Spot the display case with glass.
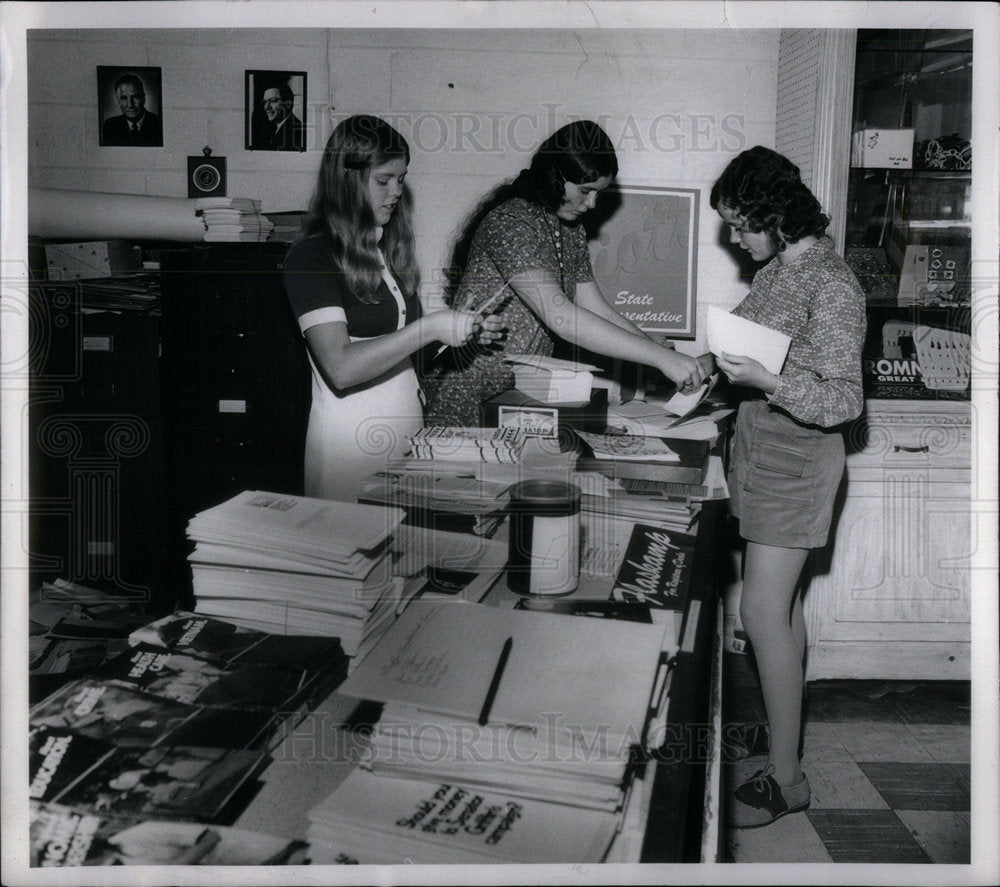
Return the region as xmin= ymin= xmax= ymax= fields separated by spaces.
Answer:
xmin=845 ymin=28 xmax=972 ymax=400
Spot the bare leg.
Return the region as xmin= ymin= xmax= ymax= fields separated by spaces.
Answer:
xmin=790 ymin=589 xmax=806 ymax=660
xmin=739 ymin=541 xmax=809 ymax=786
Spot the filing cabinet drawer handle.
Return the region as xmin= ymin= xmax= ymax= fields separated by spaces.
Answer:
xmin=894 ymin=444 xmax=930 ymax=453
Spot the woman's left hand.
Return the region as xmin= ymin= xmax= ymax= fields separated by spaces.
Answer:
xmin=475 ymin=313 xmax=506 ymax=347
xmin=716 ymin=352 xmax=779 ymax=394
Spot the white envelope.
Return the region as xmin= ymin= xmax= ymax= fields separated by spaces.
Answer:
xmin=706 ymin=306 xmax=791 ymax=375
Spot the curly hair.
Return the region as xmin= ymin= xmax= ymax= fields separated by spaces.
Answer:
xmin=299 ymin=114 xmax=419 ymax=304
xmin=710 ymin=146 xmax=829 ymax=249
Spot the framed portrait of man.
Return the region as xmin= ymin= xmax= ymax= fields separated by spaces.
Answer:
xmin=245 ymin=70 xmax=307 ymax=152
xmin=98 ymin=66 xmax=163 ymax=147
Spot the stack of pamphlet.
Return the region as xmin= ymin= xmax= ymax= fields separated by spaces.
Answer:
xmin=27 ymin=722 xmax=307 ymax=866
xmin=263 ymin=209 xmax=305 ymax=242
xmin=574 ymin=470 xmax=700 ymax=533
xmin=306 ymin=768 xmax=621 ymax=864
xmin=31 ymin=674 xmax=278 ymax=753
xmin=184 ymin=490 xmax=406 ymax=664
xmin=358 ymin=464 xmax=511 ymax=537
xmin=407 ymin=426 xmax=528 ymax=463
xmin=575 ymin=431 xmax=711 ymax=486
xmin=389 ymin=524 xmax=509 ymax=606
xmin=195 ymin=197 xmax=274 ymax=242
xmin=306 ymin=601 xmax=672 ymax=863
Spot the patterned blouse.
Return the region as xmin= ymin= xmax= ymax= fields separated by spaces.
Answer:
xmin=733 ymin=239 xmax=866 ymax=428
xmin=422 ymin=198 xmax=594 ymax=426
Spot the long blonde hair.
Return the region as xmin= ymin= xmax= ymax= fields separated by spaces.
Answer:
xmin=300 ymin=114 xmax=419 ymax=304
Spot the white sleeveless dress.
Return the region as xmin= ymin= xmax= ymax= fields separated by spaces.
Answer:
xmin=300 ymin=252 xmax=423 ymax=502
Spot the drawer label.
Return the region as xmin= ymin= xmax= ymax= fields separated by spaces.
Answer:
xmin=218 ymin=399 xmax=247 ymax=413
xmin=82 ymin=336 xmax=113 ymax=352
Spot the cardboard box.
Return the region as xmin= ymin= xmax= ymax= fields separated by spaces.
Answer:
xmin=851 ymin=128 xmax=915 ymax=169
xmin=481 ymin=387 xmax=608 ymax=435
xmin=45 ymin=240 xmax=142 ymax=281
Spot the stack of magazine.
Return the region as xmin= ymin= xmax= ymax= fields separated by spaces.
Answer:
xmin=306 ymin=601 xmax=672 ymax=863
xmin=29 ymin=804 xmax=308 ymax=866
xmin=185 ymin=490 xmax=406 ymax=665
xmin=28 ymin=610 xmax=349 ymax=865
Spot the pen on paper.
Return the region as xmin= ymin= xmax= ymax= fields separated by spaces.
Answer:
xmin=478 ymin=636 xmax=513 ymax=726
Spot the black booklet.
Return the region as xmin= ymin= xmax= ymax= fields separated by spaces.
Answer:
xmin=128 ymin=610 xmax=345 ymax=672
xmin=30 ymin=678 xmax=279 ymax=751
xmin=97 ymin=643 xmax=316 ymax=712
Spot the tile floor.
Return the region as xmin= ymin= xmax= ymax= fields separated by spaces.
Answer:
xmin=721 ymin=651 xmax=971 ymax=864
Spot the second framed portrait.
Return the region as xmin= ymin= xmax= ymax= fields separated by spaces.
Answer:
xmin=245 ymin=70 xmax=307 ymax=152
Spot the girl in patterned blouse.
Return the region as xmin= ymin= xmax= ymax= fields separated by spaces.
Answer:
xmin=696 ymin=147 xmax=866 ymax=829
xmin=422 ymin=120 xmax=706 ymax=427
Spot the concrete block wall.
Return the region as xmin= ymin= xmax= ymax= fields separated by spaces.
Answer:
xmin=28 ymin=27 xmax=781 ymax=352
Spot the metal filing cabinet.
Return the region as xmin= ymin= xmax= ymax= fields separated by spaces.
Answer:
xmin=28 ymin=282 xmax=165 ymax=608
xmin=158 ymin=243 xmax=311 ymax=609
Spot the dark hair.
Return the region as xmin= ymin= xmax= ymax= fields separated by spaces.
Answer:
xmin=300 ymin=114 xmax=418 ymax=304
xmin=270 ymin=82 xmax=294 ymax=103
xmin=710 ymin=146 xmax=829 ymax=248
xmin=443 ymin=120 xmax=618 ymax=299
xmin=514 ymin=120 xmax=619 ymax=211
xmin=113 ymin=73 xmax=145 ymax=97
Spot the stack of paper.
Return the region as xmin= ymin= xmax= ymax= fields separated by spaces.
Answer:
xmin=340 ymin=602 xmax=668 ymax=801
xmin=263 ymin=210 xmax=305 ymax=243
xmin=307 ymin=768 xmax=620 ymax=864
xmin=196 ymin=197 xmax=274 ymax=242
xmin=307 ymin=601 xmax=671 ymax=862
xmin=608 ymin=400 xmax=734 ymax=442
xmin=74 ymin=274 xmax=161 ymax=312
xmin=185 ymin=491 xmax=406 ymax=664
xmin=503 ymin=354 xmax=601 ymax=404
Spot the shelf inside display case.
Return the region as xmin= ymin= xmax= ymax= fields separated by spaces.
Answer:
xmin=845 ymin=29 xmax=972 ymax=313
xmin=847 ymin=29 xmax=973 ymax=400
